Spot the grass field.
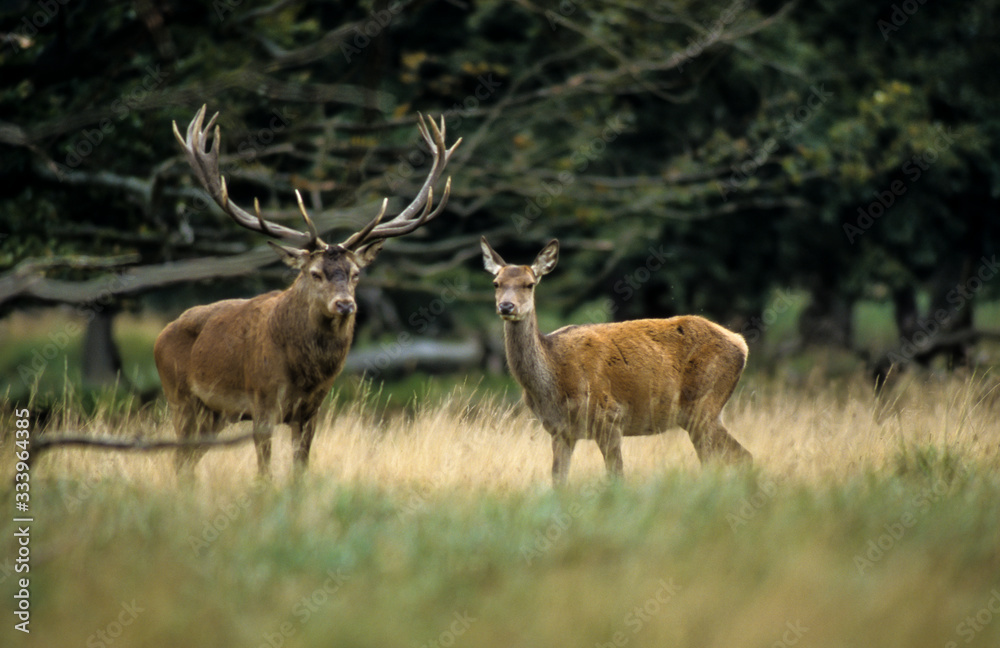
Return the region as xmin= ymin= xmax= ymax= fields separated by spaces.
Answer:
xmin=3 ymin=372 xmax=1000 ymax=648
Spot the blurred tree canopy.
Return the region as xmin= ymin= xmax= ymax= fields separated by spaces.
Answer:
xmin=1 ymin=0 xmax=997 ymax=366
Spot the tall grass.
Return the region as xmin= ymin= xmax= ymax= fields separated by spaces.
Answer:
xmin=3 ymin=374 xmax=1000 ymax=648
xmin=28 ymin=371 xmax=995 ymax=488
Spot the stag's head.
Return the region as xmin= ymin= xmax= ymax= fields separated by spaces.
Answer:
xmin=173 ymin=106 xmax=460 ymax=321
xmin=481 ymin=238 xmax=559 ymax=322
xmin=272 ymin=242 xmax=381 ymax=318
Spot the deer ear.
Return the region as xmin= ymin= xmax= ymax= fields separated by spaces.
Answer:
xmin=354 ymin=240 xmax=384 ymax=268
xmin=531 ymin=239 xmax=559 ymax=277
xmin=481 ymin=236 xmax=506 ymax=276
xmin=268 ymin=240 xmax=310 ymax=269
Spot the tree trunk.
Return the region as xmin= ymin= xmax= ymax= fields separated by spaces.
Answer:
xmin=81 ymin=310 xmax=127 ymax=388
xmin=799 ymin=287 xmax=853 ymax=348
xmin=889 ymin=260 xmax=975 ymax=370
xmin=891 ymin=286 xmax=919 ymax=343
xmin=926 ymin=257 xmax=974 ymax=369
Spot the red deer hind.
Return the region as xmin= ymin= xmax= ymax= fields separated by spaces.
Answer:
xmin=481 ymin=237 xmax=752 ymax=485
xmin=155 ymin=106 xmax=460 ymax=476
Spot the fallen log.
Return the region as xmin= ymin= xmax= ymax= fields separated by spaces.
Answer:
xmin=344 ymin=337 xmax=485 ymax=377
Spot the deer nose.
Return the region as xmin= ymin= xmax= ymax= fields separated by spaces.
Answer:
xmin=333 ymin=299 xmax=356 ymax=315
xmin=497 ymin=301 xmax=516 ymax=317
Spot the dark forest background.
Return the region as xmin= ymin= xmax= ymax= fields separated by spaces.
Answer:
xmin=1 ymin=0 xmax=998 ymax=400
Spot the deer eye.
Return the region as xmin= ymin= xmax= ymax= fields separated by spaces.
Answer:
xmin=350 ymin=272 xmax=360 ymax=282
xmin=492 ymin=281 xmax=499 ymax=288
xmin=310 ymin=270 xmax=323 ymax=281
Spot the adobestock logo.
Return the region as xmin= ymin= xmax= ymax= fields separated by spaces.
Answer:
xmin=61 ymin=65 xmax=171 ymax=171
xmin=6 ymin=0 xmax=70 ymax=53
xmin=843 ymin=124 xmax=957 ymax=244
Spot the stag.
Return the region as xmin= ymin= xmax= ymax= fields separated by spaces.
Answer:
xmin=155 ymin=106 xmax=460 ymax=476
xmin=481 ymin=238 xmax=752 ymax=485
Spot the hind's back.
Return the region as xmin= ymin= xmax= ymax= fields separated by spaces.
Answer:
xmin=541 ymin=315 xmax=747 ymax=434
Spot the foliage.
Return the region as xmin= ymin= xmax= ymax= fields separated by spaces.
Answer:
xmin=0 ymin=0 xmax=998 ymax=346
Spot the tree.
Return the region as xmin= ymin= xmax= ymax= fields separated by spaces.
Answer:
xmin=2 ymin=0 xmax=997 ymax=393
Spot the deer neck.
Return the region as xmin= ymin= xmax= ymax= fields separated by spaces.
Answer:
xmin=503 ymin=309 xmax=557 ymax=402
xmin=270 ymin=287 xmax=354 ymax=389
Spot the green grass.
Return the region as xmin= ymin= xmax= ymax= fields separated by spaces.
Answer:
xmin=4 ymin=367 xmax=1000 ymax=648
xmin=6 ymin=460 xmax=999 ymax=648
xmin=329 ymin=371 xmax=521 ymax=417
xmin=854 ymin=299 xmax=900 ymax=351
xmin=0 ymin=311 xmax=163 ymax=412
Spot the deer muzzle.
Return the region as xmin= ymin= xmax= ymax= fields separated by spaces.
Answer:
xmin=331 ymin=299 xmax=356 ymax=315
xmin=497 ymin=301 xmax=519 ymax=320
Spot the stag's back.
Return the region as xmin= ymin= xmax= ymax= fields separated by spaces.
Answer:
xmin=154 ymin=293 xmax=284 ymax=411
xmin=540 ymin=315 xmax=747 ymax=435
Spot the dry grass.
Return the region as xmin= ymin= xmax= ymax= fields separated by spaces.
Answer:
xmin=27 ymin=371 xmax=1000 ymax=492
xmin=6 ymin=373 xmax=1000 ymax=648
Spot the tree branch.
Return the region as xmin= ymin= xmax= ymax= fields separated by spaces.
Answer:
xmin=27 ymin=429 xmax=261 ymax=472
xmin=0 ymin=247 xmax=276 ymax=306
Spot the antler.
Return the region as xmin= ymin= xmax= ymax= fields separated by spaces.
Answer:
xmin=341 ymin=113 xmax=461 ymax=253
xmin=174 ymin=106 xmax=461 ymax=254
xmin=173 ymin=105 xmax=323 ymax=250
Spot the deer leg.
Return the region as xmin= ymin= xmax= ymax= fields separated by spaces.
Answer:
xmin=173 ymin=402 xmax=216 ymax=478
xmin=597 ymin=429 xmax=624 ymax=478
xmin=686 ymin=417 xmax=752 ymax=466
xmin=291 ymin=416 xmax=318 ymax=470
xmin=252 ymin=419 xmax=273 ymax=478
xmin=551 ymin=434 xmax=577 ymax=486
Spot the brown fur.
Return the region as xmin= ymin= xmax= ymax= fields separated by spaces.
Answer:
xmin=155 ymin=244 xmax=376 ymax=476
xmin=482 ymin=237 xmax=751 ymax=484
xmin=158 ymin=108 xmax=459 ymax=478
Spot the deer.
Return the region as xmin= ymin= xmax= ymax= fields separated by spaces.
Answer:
xmin=154 ymin=106 xmax=460 ymax=477
xmin=480 ymin=237 xmax=752 ymax=485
